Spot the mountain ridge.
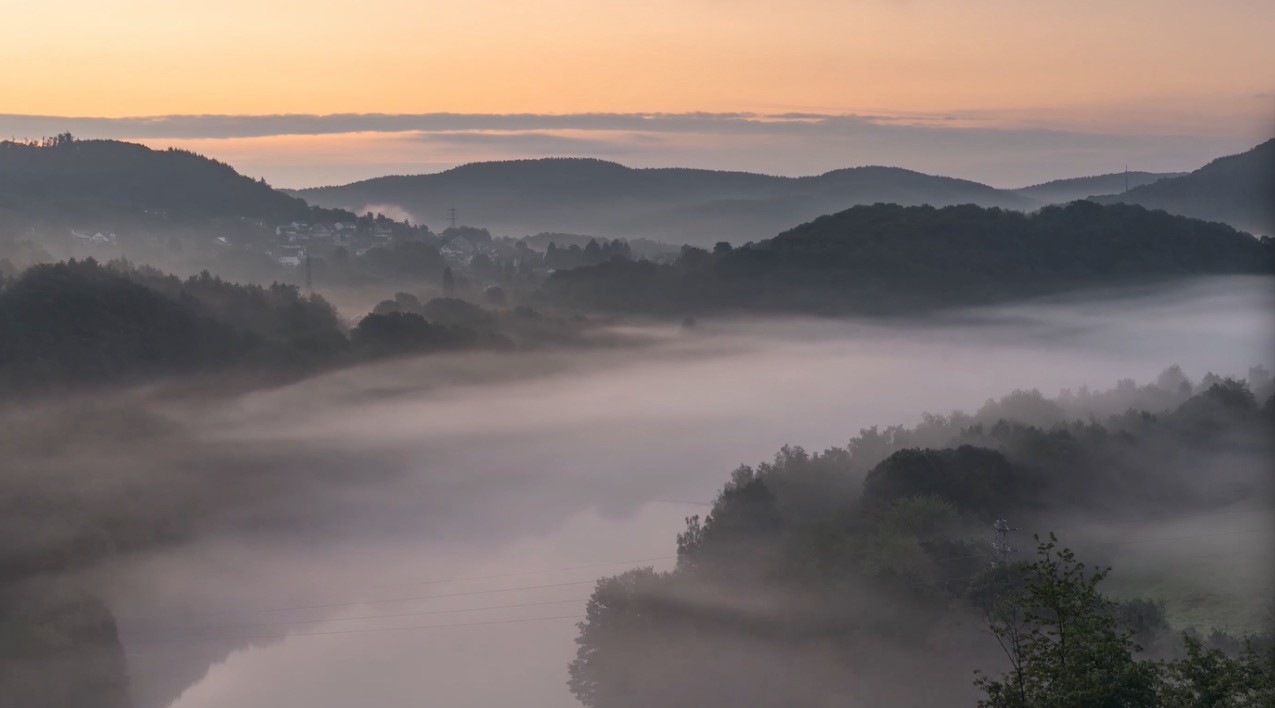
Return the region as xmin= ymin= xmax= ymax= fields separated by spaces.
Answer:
xmin=1089 ymin=138 xmax=1275 ymax=236
xmin=0 ymin=137 xmax=350 ymax=223
xmin=292 ymin=158 xmax=1040 ymax=246
xmin=1013 ymin=170 xmax=1184 ymax=204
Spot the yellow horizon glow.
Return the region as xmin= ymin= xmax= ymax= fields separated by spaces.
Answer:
xmin=2 ymin=0 xmax=1272 ymax=124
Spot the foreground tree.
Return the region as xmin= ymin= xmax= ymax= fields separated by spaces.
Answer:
xmin=975 ymin=535 xmax=1161 ymax=707
xmin=1159 ymin=632 xmax=1275 ymax=707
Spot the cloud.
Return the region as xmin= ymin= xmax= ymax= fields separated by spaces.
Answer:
xmin=0 ymin=112 xmax=788 ymax=141
xmin=0 ymin=110 xmax=1205 ymax=143
xmin=409 ymin=130 xmax=642 ymax=155
xmin=2 ymin=112 xmax=1263 ymax=188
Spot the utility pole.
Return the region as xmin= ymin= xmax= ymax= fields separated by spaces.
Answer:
xmin=448 ymin=205 xmax=457 ymax=230
xmin=992 ymin=518 xmax=1018 ymax=566
xmin=1124 ymin=165 xmax=1129 ymax=194
xmin=304 ymin=252 xmax=313 ymax=296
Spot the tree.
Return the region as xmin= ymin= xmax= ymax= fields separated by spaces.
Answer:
xmin=568 ymin=568 xmax=666 ymax=708
xmin=974 ymin=534 xmax=1161 ymax=707
xmin=482 ymin=285 xmax=506 ymax=306
xmin=1159 ymin=633 xmax=1275 ymax=707
xmin=470 ymin=252 xmax=496 ymax=279
xmin=442 ymin=265 xmax=455 ymax=294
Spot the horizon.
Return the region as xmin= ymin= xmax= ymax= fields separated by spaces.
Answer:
xmin=3 ymin=114 xmax=1269 ymax=190
xmin=3 ymin=0 xmax=1271 ymax=189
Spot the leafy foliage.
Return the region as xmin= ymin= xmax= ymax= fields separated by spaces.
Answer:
xmin=975 ymin=536 xmax=1162 ymax=707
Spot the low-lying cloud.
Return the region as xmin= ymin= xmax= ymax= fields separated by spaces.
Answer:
xmin=1 ymin=112 xmax=1262 ymax=188
xmin=3 ymin=277 xmax=1272 ymax=708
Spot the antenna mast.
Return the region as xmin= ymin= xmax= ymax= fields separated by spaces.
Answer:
xmin=992 ymin=518 xmax=1018 ymax=567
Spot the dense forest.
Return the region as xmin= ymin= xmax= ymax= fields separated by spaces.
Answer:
xmin=541 ymin=201 xmax=1274 ymax=315
xmin=0 ymin=258 xmax=585 ymax=391
xmin=569 ymin=372 xmax=1275 ymax=707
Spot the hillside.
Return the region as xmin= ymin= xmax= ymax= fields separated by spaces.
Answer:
xmin=1092 ymin=138 xmax=1275 ymax=236
xmin=293 ymin=158 xmax=1040 ymax=247
xmin=1013 ymin=170 xmax=1182 ymax=204
xmin=567 ymin=376 xmax=1275 ymax=707
xmin=540 ymin=201 xmax=1273 ymax=314
xmin=0 ymin=136 xmax=349 ymax=226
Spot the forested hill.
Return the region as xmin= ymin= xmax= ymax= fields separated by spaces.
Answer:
xmin=0 ymin=135 xmax=351 ymax=224
xmin=1012 ymin=170 xmax=1182 ymax=204
xmin=568 ymin=374 xmax=1275 ymax=707
xmin=0 ymin=259 xmax=519 ymax=391
xmin=292 ymin=158 xmax=1038 ymax=247
xmin=1092 ymin=138 xmax=1275 ymax=236
xmin=540 ymin=201 xmax=1273 ymax=315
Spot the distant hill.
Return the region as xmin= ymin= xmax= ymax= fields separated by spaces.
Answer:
xmin=292 ymin=158 xmax=1040 ymax=247
xmin=541 ymin=201 xmax=1273 ymax=315
xmin=1013 ymin=171 xmax=1183 ymax=204
xmin=0 ymin=136 xmax=349 ymax=226
xmin=1091 ymin=139 xmax=1275 ymax=236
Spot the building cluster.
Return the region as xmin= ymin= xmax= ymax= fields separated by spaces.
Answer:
xmin=269 ymin=220 xmax=398 ymax=265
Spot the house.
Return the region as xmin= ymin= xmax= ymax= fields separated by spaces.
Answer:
xmin=441 ymin=237 xmax=475 ymax=257
xmin=70 ymin=229 xmax=117 ymax=244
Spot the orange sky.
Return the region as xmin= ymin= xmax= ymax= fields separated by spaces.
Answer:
xmin=3 ymin=0 xmax=1272 ymax=187
xmin=4 ymin=0 xmax=1272 ymax=125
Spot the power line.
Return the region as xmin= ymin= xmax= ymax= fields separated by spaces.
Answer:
xmin=380 ymin=554 xmax=678 ymax=590
xmin=157 ymin=597 xmax=594 ymax=634
xmin=221 ymin=579 xmax=599 ymax=615
xmin=115 ymin=507 xmax=1271 ymax=627
xmin=126 ymin=613 xmax=586 ymax=653
xmin=129 ymin=547 xmax=1269 ymax=651
xmin=123 ymin=540 xmax=1271 ymax=649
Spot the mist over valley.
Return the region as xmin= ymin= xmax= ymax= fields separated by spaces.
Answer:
xmin=4 ymin=6 xmax=1275 ymax=704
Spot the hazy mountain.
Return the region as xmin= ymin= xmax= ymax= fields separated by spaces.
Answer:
xmin=1012 ymin=171 xmax=1183 ymax=204
xmin=0 ymin=137 xmax=348 ymax=226
xmin=1091 ymin=139 xmax=1275 ymax=236
xmin=292 ymin=158 xmax=1040 ymax=247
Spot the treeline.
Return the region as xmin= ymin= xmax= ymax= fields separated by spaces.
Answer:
xmin=0 ymin=259 xmax=560 ymax=391
xmin=569 ymin=373 xmax=1275 ymax=707
xmin=541 ymin=201 xmax=1274 ymax=315
xmin=544 ymin=238 xmax=633 ymax=270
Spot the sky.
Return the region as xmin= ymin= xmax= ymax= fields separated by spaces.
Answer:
xmin=2 ymin=0 xmax=1273 ymax=186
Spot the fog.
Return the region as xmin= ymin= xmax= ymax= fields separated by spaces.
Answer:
xmin=5 ymin=276 xmax=1272 ymax=708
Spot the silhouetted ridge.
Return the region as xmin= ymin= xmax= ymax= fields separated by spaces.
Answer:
xmin=1013 ymin=171 xmax=1183 ymax=203
xmin=294 ymin=157 xmax=1037 ymax=246
xmin=541 ymin=201 xmax=1272 ymax=314
xmin=1092 ymin=138 xmax=1275 ymax=235
xmin=0 ymin=137 xmax=349 ymax=223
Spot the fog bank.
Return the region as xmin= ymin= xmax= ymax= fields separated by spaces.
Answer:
xmin=5 ymin=276 xmax=1270 ymax=708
